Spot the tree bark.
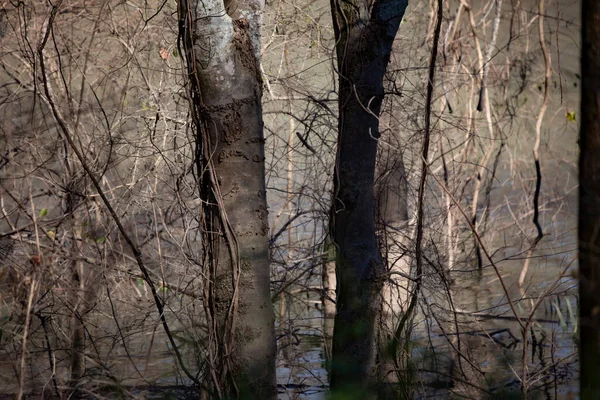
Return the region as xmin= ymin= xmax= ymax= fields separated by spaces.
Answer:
xmin=374 ymin=151 xmax=410 ymax=395
xmin=580 ymin=1 xmax=600 ymax=397
xmin=329 ymin=0 xmax=408 ymax=395
xmin=184 ymin=0 xmax=276 ymax=397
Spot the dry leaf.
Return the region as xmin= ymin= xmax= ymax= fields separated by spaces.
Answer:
xmin=159 ymin=48 xmax=169 ymax=60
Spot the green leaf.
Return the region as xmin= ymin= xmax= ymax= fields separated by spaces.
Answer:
xmin=554 ymin=300 xmax=567 ymax=330
xmin=566 ymin=297 xmax=577 ymax=333
xmin=39 ymin=208 xmax=48 ymax=218
xmin=95 ymin=236 xmax=106 ymax=244
xmin=172 ymin=48 xmax=179 ymax=57
xmin=137 ymin=278 xmax=144 ymax=287
xmin=566 ymin=111 xmax=576 ymax=122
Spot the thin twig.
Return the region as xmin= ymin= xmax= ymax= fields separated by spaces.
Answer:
xmin=17 ymin=277 xmax=37 ymax=400
xmin=36 ymin=1 xmax=208 ymax=393
xmin=426 ymin=163 xmax=526 ymax=333
xmin=518 ymin=0 xmax=548 ymax=291
xmin=392 ymin=0 xmax=443 ymax=357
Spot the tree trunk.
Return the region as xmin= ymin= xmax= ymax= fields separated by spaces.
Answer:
xmin=322 ymin=240 xmax=336 ymax=374
xmin=374 ymin=151 xmax=410 ymax=395
xmin=580 ymin=1 xmax=600 ymax=397
xmin=184 ymin=1 xmax=276 ymax=397
xmin=329 ymin=0 xmax=408 ymax=395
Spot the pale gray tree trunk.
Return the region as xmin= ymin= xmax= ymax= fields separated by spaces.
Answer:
xmin=374 ymin=152 xmax=410 ymax=395
xmin=329 ymin=0 xmax=409 ymax=395
xmin=184 ymin=0 xmax=276 ymax=397
xmin=322 ymin=241 xmax=336 ymax=373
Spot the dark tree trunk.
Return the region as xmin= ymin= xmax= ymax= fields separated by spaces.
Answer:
xmin=580 ymin=1 xmax=600 ymax=397
xmin=329 ymin=0 xmax=408 ymax=394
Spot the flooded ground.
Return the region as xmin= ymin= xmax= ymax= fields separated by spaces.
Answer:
xmin=267 ymin=0 xmax=579 ymax=398
xmin=0 ymin=0 xmax=579 ymax=398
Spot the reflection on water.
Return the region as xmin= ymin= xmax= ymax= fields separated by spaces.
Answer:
xmin=277 ymin=295 xmax=329 ymax=399
xmin=274 ymin=224 xmax=577 ymax=398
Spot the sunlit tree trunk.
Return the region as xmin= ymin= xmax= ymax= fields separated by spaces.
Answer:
xmin=322 ymin=239 xmax=337 ymax=374
xmin=184 ymin=0 xmax=276 ymax=397
xmin=329 ymin=0 xmax=408 ymax=395
xmin=375 ymin=152 xmax=410 ymax=395
xmin=580 ymin=0 xmax=600 ymax=397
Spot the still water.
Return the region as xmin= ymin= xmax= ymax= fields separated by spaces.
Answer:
xmin=268 ymin=0 xmax=579 ymax=398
